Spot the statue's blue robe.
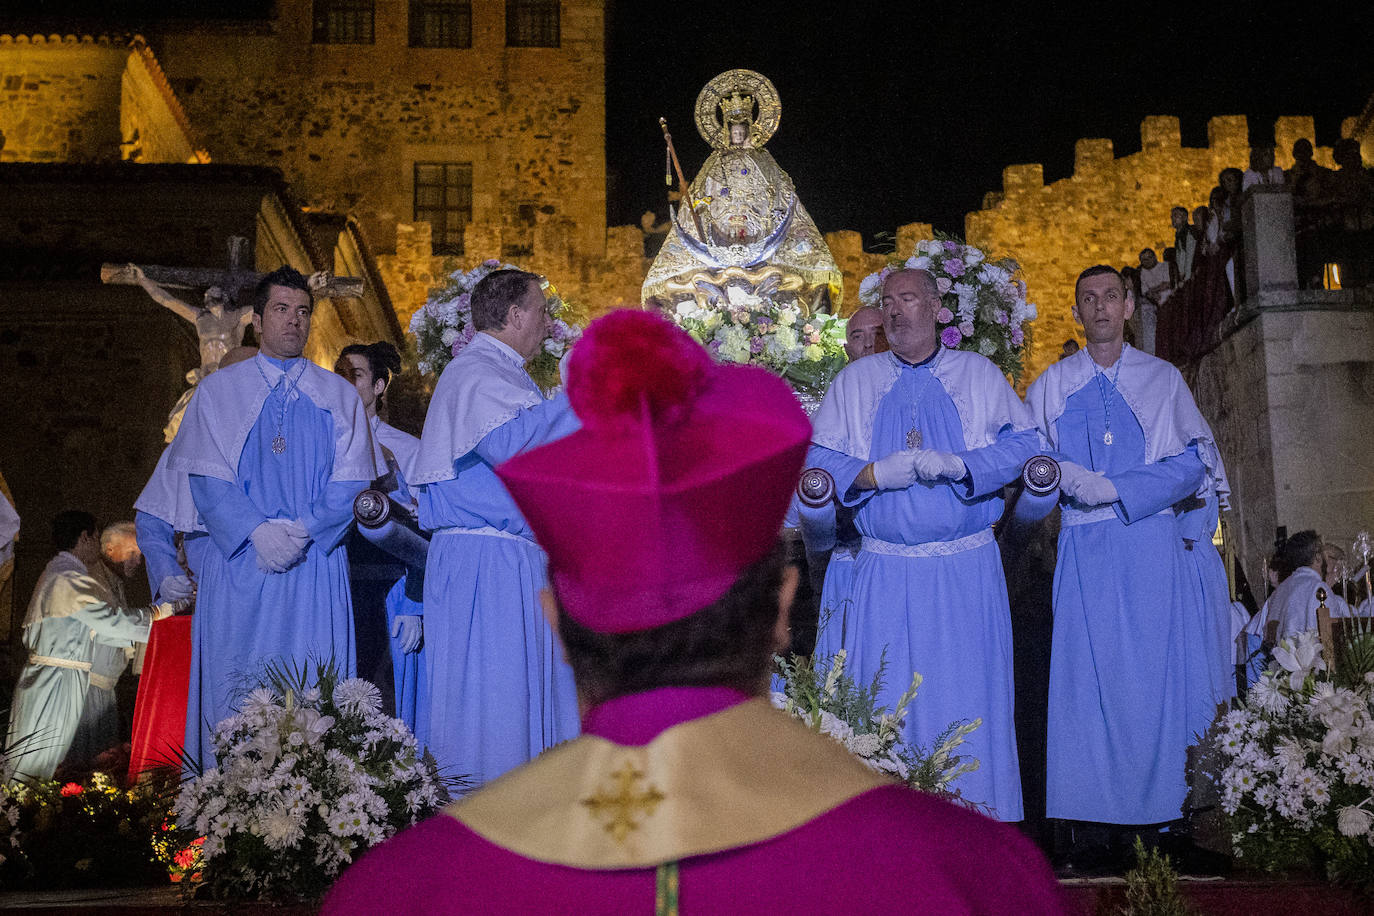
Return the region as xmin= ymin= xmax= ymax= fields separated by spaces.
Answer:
xmin=186 ymin=367 xmax=364 ymax=771
xmin=1046 ymin=379 xmax=1208 ymax=825
xmin=417 ymin=394 xmax=580 ymax=787
xmin=809 ymin=361 xmax=1037 ymax=820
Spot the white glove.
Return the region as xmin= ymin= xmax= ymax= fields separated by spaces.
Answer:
xmin=1056 ymin=460 xmax=1094 ymax=494
xmin=1067 ymin=471 xmax=1120 ymax=507
xmin=391 ymin=615 xmax=423 ymax=654
xmin=251 ymin=520 xmax=307 ymax=573
xmin=157 ymin=574 xmax=195 ymax=602
xmin=871 ymin=449 xmax=920 ymax=490
xmin=912 ymin=449 xmax=967 ymax=482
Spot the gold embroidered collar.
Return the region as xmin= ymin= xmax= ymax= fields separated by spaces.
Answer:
xmin=446 ymin=698 xmax=891 ymax=869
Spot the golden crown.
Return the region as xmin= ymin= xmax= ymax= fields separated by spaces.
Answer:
xmin=718 ymin=91 xmax=755 ymax=125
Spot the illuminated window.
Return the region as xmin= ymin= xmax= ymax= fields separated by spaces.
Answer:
xmin=506 ymin=0 xmax=559 ymax=47
xmin=414 ymin=162 xmax=473 ymax=256
xmin=410 ymin=0 xmax=472 ymax=48
xmin=313 ymin=0 xmax=375 ymax=44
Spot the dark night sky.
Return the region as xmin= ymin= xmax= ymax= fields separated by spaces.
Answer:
xmin=10 ymin=1 xmax=1374 ymax=242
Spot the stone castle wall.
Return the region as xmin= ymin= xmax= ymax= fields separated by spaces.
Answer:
xmin=150 ymin=0 xmax=612 ymax=322
xmin=965 ymin=114 xmax=1351 ymax=383
xmin=0 ymin=34 xmax=198 ymax=164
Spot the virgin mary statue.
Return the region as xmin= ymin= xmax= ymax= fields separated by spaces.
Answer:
xmin=642 ymin=69 xmax=843 ymax=315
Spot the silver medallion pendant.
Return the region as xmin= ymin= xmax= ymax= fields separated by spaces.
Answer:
xmin=272 ymin=435 xmax=286 ymax=455
xmin=1103 ymin=431 xmax=1114 ymax=446
xmin=906 ymin=428 xmax=923 ymax=449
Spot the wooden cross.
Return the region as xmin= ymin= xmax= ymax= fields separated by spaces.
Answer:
xmin=99 ymin=236 xmax=364 ymax=303
xmin=580 ymin=760 xmax=666 ymax=844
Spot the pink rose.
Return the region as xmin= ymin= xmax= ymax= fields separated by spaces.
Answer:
xmin=936 ymin=307 xmax=954 ymax=324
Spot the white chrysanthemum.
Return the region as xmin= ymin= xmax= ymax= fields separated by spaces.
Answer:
xmin=904 ymin=255 xmax=932 ymax=271
xmin=440 ymin=328 xmax=458 ymax=347
xmin=1248 ymin=675 xmax=1289 ymax=714
xmin=1338 ymin=804 xmax=1374 ymax=836
xmin=335 ymin=679 xmax=383 ymax=715
xmin=964 ymin=247 xmax=985 ymax=267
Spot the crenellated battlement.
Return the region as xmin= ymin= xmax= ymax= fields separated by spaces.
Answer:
xmin=967 ymin=114 xmax=1357 ymax=382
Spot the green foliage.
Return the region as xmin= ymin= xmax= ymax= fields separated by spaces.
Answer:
xmin=1114 ymin=838 xmax=1194 ymax=916
xmin=0 ymin=771 xmax=182 ymax=890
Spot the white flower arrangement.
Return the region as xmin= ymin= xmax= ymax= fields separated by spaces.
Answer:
xmin=665 ymin=285 xmax=847 ymax=397
xmin=409 ymin=258 xmax=582 ymax=390
xmin=174 ymin=662 xmax=447 ymax=901
xmin=858 ymin=235 xmax=1036 ymax=382
xmin=772 ymin=649 xmax=983 ymax=807
xmin=1210 ymin=627 xmax=1374 ymax=886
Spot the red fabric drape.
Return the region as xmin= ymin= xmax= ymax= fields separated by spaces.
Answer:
xmin=1156 ymin=248 xmax=1234 ymax=364
xmin=127 ymin=615 xmax=193 ymax=782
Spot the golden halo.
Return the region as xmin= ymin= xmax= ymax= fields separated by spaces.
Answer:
xmin=694 ymin=69 xmax=781 ymax=150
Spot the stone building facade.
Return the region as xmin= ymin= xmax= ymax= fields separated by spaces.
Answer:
xmin=964 ymin=114 xmax=1359 ymax=383
xmin=0 ymin=33 xmax=204 ymax=165
xmin=146 ymin=0 xmax=645 ymax=326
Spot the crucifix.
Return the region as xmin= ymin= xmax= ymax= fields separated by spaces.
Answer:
xmin=102 ymin=236 xmax=367 ymax=442
xmin=101 ymin=236 xmax=365 ymax=380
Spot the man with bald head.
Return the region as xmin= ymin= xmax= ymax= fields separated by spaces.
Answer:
xmin=809 ymin=268 xmax=1040 ymax=821
xmin=844 ymin=305 xmax=886 ymax=361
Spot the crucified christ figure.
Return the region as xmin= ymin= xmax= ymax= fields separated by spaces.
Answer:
xmin=125 ymin=263 xmax=254 ymax=385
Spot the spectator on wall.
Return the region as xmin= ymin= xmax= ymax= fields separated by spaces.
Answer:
xmin=1242 ymin=147 xmax=1284 ymax=190
xmin=1171 ymin=206 xmax=1199 ymax=283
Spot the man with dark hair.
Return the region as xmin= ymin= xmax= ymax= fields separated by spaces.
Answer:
xmin=324 ymin=310 xmax=1066 ymax=914
xmin=168 ymin=265 xmax=380 ymax=770
xmin=336 ymin=341 xmax=426 ymax=733
xmin=1269 ymin=530 xmax=1352 ymax=639
xmin=1026 ymin=265 xmax=1230 ymax=864
xmin=807 ymin=268 xmax=1041 ymax=821
xmin=409 ymin=268 xmax=578 ymax=785
xmin=6 ymin=512 xmax=175 ymax=783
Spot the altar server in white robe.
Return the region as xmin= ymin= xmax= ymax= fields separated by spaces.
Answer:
xmin=169 ymin=267 xmax=380 ymax=770
xmin=1263 ymin=531 xmax=1352 ymax=640
xmin=807 ymin=269 xmax=1040 ymax=820
xmin=410 ymin=269 xmax=580 ymax=785
xmin=6 ymin=511 xmax=172 ymax=783
xmin=67 ymin=522 xmax=146 ymax=768
xmin=1026 ymin=265 xmax=1228 ymax=828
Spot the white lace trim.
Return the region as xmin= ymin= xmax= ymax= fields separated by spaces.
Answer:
xmin=860 ymin=527 xmax=994 ymax=558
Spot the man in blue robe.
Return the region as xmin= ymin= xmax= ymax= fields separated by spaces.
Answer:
xmin=1026 ymin=265 xmax=1229 ymax=851
xmin=169 ymin=267 xmax=380 ymax=771
xmin=807 ymin=269 xmax=1040 ymax=820
xmin=6 ymin=511 xmax=172 ymax=783
xmin=337 ymin=341 xmax=426 ymax=734
xmin=409 ymin=269 xmax=579 ymax=786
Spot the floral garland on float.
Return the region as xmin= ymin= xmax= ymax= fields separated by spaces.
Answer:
xmin=1208 ymin=625 xmax=1374 ymax=889
xmin=409 ymin=259 xmax=585 ymax=391
xmin=664 ymin=283 xmax=848 ymax=407
xmin=772 ymin=649 xmax=984 ymax=810
xmin=172 ymin=661 xmax=449 ymax=901
xmin=857 ymin=236 xmax=1036 ymax=383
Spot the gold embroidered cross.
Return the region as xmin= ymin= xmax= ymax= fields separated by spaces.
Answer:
xmin=581 ymin=760 xmax=665 ymax=844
